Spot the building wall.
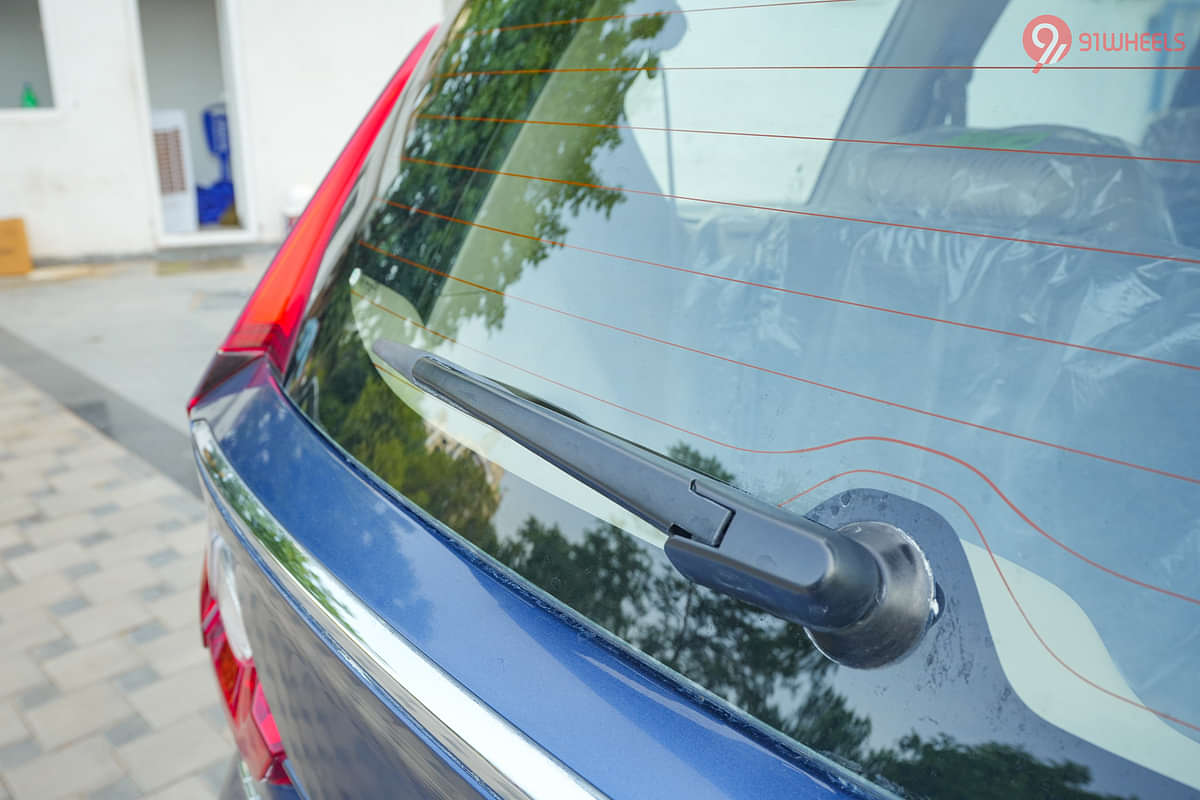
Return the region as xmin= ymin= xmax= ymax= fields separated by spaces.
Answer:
xmin=229 ymin=0 xmax=441 ymax=241
xmin=0 ymin=0 xmax=443 ymax=261
xmin=0 ymin=0 xmax=159 ymax=259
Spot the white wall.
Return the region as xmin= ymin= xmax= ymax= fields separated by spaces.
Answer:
xmin=0 ymin=0 xmax=159 ymax=259
xmin=139 ymin=0 xmax=226 ymax=188
xmin=0 ymin=0 xmax=55 ymax=108
xmin=229 ymin=0 xmax=442 ymax=242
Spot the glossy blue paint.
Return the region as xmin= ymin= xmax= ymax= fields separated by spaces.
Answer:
xmin=203 ymin=481 xmax=493 ymax=799
xmin=194 ymin=357 xmax=883 ymax=800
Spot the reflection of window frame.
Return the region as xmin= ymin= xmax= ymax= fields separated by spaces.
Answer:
xmin=0 ymin=0 xmax=58 ymax=113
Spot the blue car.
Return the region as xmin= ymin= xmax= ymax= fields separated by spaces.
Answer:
xmin=190 ymin=1 xmax=1200 ymax=797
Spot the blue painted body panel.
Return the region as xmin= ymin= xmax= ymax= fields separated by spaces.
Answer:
xmin=195 ymin=358 xmax=881 ymax=800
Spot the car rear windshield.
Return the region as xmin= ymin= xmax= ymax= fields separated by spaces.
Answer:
xmin=286 ymin=1 xmax=1200 ymax=797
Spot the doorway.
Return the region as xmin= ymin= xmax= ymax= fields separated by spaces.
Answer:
xmin=136 ymin=0 xmax=253 ymax=245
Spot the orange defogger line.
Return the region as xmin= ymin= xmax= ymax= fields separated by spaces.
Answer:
xmin=781 ymin=468 xmax=1200 ymax=733
xmin=383 ymin=199 xmax=1200 ymax=374
xmin=453 ymin=0 xmax=854 ymax=38
xmin=348 ymin=284 xmax=1200 ymax=607
xmin=400 ymin=156 xmax=1200 ymax=267
xmin=356 ymin=239 xmax=1200 ymax=490
xmin=417 ymin=113 xmax=1200 ymax=166
xmin=439 ymin=65 xmax=1200 ymax=78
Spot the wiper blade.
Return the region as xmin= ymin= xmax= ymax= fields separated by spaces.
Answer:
xmin=374 ymin=340 xmax=936 ymax=669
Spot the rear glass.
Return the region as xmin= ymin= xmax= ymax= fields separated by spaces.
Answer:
xmin=287 ymin=1 xmax=1200 ymax=797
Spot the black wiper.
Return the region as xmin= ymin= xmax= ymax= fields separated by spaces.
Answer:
xmin=374 ymin=340 xmax=937 ymax=669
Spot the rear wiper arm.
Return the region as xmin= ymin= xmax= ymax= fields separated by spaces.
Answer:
xmin=374 ymin=340 xmax=936 ymax=669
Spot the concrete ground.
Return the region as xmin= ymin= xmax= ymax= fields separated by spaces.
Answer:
xmin=0 ymin=254 xmax=270 ymax=436
xmin=0 ymin=254 xmax=272 ymax=799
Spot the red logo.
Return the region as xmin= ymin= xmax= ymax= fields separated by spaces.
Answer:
xmin=1023 ymin=15 xmax=1072 ymax=73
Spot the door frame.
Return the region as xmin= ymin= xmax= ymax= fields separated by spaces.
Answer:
xmin=128 ymin=0 xmax=258 ymax=248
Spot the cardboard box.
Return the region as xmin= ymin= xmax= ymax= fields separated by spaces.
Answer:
xmin=0 ymin=218 xmax=33 ymax=276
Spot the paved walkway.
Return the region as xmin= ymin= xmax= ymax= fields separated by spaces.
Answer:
xmin=0 ymin=364 xmax=232 ymax=799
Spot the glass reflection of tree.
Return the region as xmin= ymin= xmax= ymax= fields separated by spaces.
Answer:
xmin=490 ymin=445 xmax=1139 ymax=800
xmin=864 ymin=735 xmax=1134 ymax=800
xmin=351 ymin=0 xmax=668 ymax=334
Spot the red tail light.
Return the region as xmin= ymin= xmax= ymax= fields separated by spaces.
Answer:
xmin=201 ymin=561 xmax=291 ymax=785
xmin=188 ymin=26 xmax=438 ymax=411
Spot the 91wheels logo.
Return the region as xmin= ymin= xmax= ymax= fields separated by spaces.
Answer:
xmin=1023 ymin=14 xmax=1072 ymax=73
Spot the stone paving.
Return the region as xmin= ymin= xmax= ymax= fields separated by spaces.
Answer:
xmin=0 ymin=364 xmax=233 ymax=799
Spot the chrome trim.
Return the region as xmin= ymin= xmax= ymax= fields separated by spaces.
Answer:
xmin=192 ymin=420 xmax=606 ymax=800
xmin=237 ymin=760 xmax=264 ymax=800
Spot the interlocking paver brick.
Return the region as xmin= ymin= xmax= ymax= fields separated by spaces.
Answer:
xmin=0 ymin=525 xmax=22 ymax=550
xmin=90 ymin=532 xmax=174 ymax=570
xmin=126 ymin=664 xmax=219 ymax=729
xmin=6 ymin=542 xmax=87 ymax=581
xmin=0 ymin=703 xmax=28 ymax=748
xmin=0 ymin=498 xmax=37 ymax=527
xmin=134 ymin=628 xmax=208 ymax=677
xmin=48 ymin=593 xmax=90 ymax=616
xmin=2 ymin=736 xmax=124 ymax=799
xmin=116 ymin=715 xmax=228 ymax=793
xmin=57 ymin=598 xmax=153 ymax=645
xmin=106 ymin=478 xmax=179 ymax=511
xmin=3 ymin=451 xmax=63 ymax=478
xmin=0 ymin=365 xmax=225 ymax=798
xmin=101 ymin=715 xmax=151 ymax=749
xmin=147 ymin=586 xmax=201 ymax=632
xmin=125 ymin=620 xmax=167 ymax=645
xmin=0 ymin=471 xmax=52 ymax=499
xmin=75 ymin=559 xmax=161 ymax=604
xmin=0 ymin=543 xmax=33 ymax=561
xmin=0 ymin=573 xmax=75 ymax=611
xmin=26 ymin=683 xmax=135 ymax=749
xmin=0 ymin=654 xmax=45 ymax=700
xmin=112 ymin=666 xmax=159 ymax=694
xmin=28 ymin=637 xmax=74 ymax=663
xmin=143 ymin=774 xmax=222 ymax=800
xmin=97 ymin=502 xmax=188 ymax=540
xmin=16 ymin=683 xmax=60 ymax=712
xmin=88 ymin=775 xmax=142 ymax=800
xmin=42 ymin=638 xmax=145 ymax=691
xmin=144 ymin=548 xmax=180 ymax=568
xmin=60 ymin=444 xmax=127 ymax=472
xmin=33 ymin=489 xmax=116 ymax=521
xmin=0 ymin=738 xmax=41 ymax=771
xmin=138 ymin=583 xmax=173 ymax=604
xmin=151 ymin=548 xmax=205 ymax=592
xmin=0 ymin=608 xmax=64 ymax=652
xmin=65 ymin=559 xmax=101 ymax=578
xmin=48 ymin=463 xmax=126 ymax=494
xmin=20 ymin=511 xmax=104 ymax=547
